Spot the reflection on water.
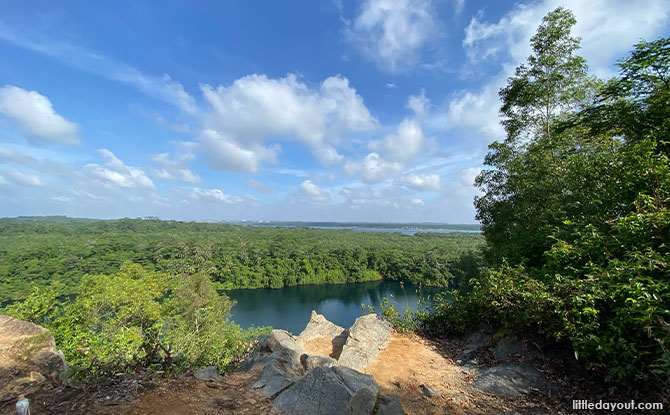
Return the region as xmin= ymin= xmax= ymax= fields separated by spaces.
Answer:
xmin=224 ymin=280 xmax=445 ymax=334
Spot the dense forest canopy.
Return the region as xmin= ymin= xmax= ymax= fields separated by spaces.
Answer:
xmin=0 ymin=216 xmax=484 ymax=302
xmin=431 ymin=8 xmax=669 ymax=389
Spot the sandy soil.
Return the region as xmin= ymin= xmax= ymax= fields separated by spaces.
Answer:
xmin=7 ymin=332 xmax=581 ymax=415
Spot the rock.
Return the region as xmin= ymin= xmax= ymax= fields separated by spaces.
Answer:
xmin=457 ymin=327 xmax=492 ymax=364
xmin=273 ymin=366 xmax=379 ymax=415
xmin=253 ymin=347 xmax=305 ymax=398
xmin=298 ymin=310 xmax=349 ymax=358
xmin=0 ymin=315 xmax=68 ymax=401
xmin=241 ymin=329 xmax=305 ymax=371
xmin=374 ymin=396 xmax=406 ymax=415
xmin=421 ymin=384 xmax=440 ymax=398
xmin=338 ymin=314 xmax=392 ymax=370
xmin=301 ymin=353 xmax=337 ymax=371
xmin=491 ymin=338 xmax=539 ymax=362
xmin=451 ymin=395 xmax=469 ymax=405
xmin=194 ymin=366 xmax=221 ymax=381
xmin=472 ymin=362 xmax=555 ymax=397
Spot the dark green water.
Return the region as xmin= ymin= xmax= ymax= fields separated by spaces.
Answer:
xmin=225 ymin=280 xmax=445 ymax=334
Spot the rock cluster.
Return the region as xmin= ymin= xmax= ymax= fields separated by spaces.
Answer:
xmin=246 ymin=311 xmax=403 ymax=415
xmin=0 ymin=315 xmax=68 ymax=402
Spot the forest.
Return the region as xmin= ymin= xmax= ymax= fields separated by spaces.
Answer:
xmin=0 ymin=216 xmax=484 ymax=303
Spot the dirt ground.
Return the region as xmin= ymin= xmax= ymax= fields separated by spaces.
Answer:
xmin=2 ymin=332 xmax=611 ymax=415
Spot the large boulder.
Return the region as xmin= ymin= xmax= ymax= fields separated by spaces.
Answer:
xmin=273 ymin=366 xmax=379 ymax=415
xmin=0 ymin=315 xmax=68 ymax=402
xmin=472 ymin=362 xmax=555 ymax=397
xmin=338 ymin=314 xmax=392 ymax=371
xmin=457 ymin=327 xmax=492 ymax=364
xmin=298 ymin=310 xmax=349 ymax=358
xmin=248 ymin=330 xmax=306 ymax=398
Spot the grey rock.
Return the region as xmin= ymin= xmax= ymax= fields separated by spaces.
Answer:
xmin=301 ymin=353 xmax=337 ymax=371
xmin=491 ymin=338 xmax=539 ymax=362
xmin=457 ymin=328 xmax=492 ymax=363
xmin=421 ymin=384 xmax=440 ymax=398
xmin=338 ymin=314 xmax=392 ymax=370
xmin=253 ymin=347 xmax=305 ymax=398
xmin=0 ymin=315 xmax=68 ymax=401
xmin=374 ymin=396 xmax=406 ymax=415
xmin=473 ymin=362 xmax=555 ymax=397
xmin=298 ymin=310 xmax=349 ymax=358
xmin=273 ymin=366 xmax=379 ymax=415
xmin=194 ymin=366 xmax=221 ymax=381
xmin=241 ymin=329 xmax=305 ymax=370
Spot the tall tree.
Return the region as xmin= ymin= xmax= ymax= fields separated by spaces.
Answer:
xmin=475 ymin=7 xmax=596 ymax=266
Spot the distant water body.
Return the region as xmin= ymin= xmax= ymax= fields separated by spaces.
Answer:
xmin=250 ymin=223 xmax=481 ymax=236
xmin=225 ymin=280 xmax=446 ymax=334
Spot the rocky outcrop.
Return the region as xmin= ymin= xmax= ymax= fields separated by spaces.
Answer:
xmin=491 ymin=338 xmax=540 ymax=362
xmin=194 ymin=366 xmax=222 ymax=381
xmin=0 ymin=315 xmax=68 ymax=402
xmin=298 ymin=310 xmax=349 ymax=358
xmin=337 ymin=314 xmax=392 ymax=371
xmin=472 ymin=362 xmax=554 ymax=397
xmin=245 ymin=312 xmax=404 ymax=415
xmin=301 ymin=353 xmax=337 ymax=371
xmin=248 ymin=330 xmax=306 ymax=398
xmin=273 ymin=366 xmax=379 ymax=415
xmin=456 ymin=326 xmax=492 ymax=364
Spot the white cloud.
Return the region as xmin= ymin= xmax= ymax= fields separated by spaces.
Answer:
xmin=399 ymin=173 xmax=441 ymax=191
xmin=0 ymin=146 xmax=37 ymax=165
xmin=199 ymin=73 xmax=376 ymax=171
xmin=0 ymin=86 xmax=80 ymax=145
xmin=368 ymin=118 xmax=425 ymax=162
xmin=448 ymin=0 xmax=669 ymax=142
xmin=83 ymin=149 xmax=155 ymax=189
xmin=406 ymin=89 xmax=430 ymax=117
xmin=298 ymin=180 xmax=331 ymax=203
xmin=344 ymin=152 xmax=403 ymax=184
xmin=3 ymin=170 xmax=44 ymax=187
xmin=150 ymin=151 xmax=201 ymax=183
xmin=190 ymin=187 xmax=243 ymax=204
xmin=52 ymin=196 xmax=72 ymax=203
xmin=410 ymin=198 xmax=424 ymax=206
xmin=458 ymin=166 xmax=482 ymax=187
xmin=346 ymin=0 xmax=439 ymax=72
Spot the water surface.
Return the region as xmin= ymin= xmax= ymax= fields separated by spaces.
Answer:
xmin=225 ymin=280 xmax=445 ymax=334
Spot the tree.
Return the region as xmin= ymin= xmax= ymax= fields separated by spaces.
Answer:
xmin=475 ymin=7 xmax=596 ymax=266
xmin=499 ymin=7 xmax=591 ymax=145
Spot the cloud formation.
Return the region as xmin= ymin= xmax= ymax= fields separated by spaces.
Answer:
xmin=345 ymin=0 xmax=439 ymax=72
xmin=199 ymin=73 xmax=376 ymax=172
xmin=83 ymin=149 xmax=155 ymax=189
xmin=298 ymin=180 xmax=331 ymax=203
xmin=0 ymin=86 xmax=80 ymax=145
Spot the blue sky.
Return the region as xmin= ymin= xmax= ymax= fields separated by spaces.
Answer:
xmin=0 ymin=0 xmax=668 ymax=223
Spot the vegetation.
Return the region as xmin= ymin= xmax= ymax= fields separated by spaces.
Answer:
xmin=4 ymin=263 xmax=270 ymax=380
xmin=427 ymin=8 xmax=669 ymax=389
xmin=0 ymin=217 xmax=483 ymax=302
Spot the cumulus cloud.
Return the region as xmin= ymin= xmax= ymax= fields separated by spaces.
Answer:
xmin=448 ymin=0 xmax=670 ymax=142
xmin=368 ymin=118 xmax=425 ymax=162
xmin=344 ymin=152 xmax=403 ymax=184
xmin=345 ymin=0 xmax=439 ymax=72
xmin=458 ymin=166 xmax=482 ymax=187
xmin=150 ymin=151 xmax=201 ymax=183
xmin=0 ymin=86 xmax=80 ymax=145
xmin=3 ymin=170 xmax=44 ymax=187
xmin=298 ymin=180 xmax=331 ymax=203
xmin=0 ymin=146 xmax=37 ymax=165
xmin=399 ymin=173 xmax=441 ymax=191
xmin=406 ymin=89 xmax=430 ymax=117
xmin=189 ymin=187 xmax=244 ymax=204
xmin=199 ymin=73 xmax=376 ymax=172
xmin=83 ymin=149 xmax=155 ymax=189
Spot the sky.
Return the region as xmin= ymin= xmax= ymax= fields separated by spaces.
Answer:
xmin=0 ymin=1 xmax=668 ymax=223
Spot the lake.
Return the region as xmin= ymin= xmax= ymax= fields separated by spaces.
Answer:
xmin=225 ymin=280 xmax=446 ymax=334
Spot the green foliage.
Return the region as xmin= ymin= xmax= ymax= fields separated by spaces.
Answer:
xmin=0 ymin=219 xmax=483 ymax=302
xmin=437 ymin=7 xmax=670 ymax=390
xmin=4 ymin=263 xmax=270 ymax=380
